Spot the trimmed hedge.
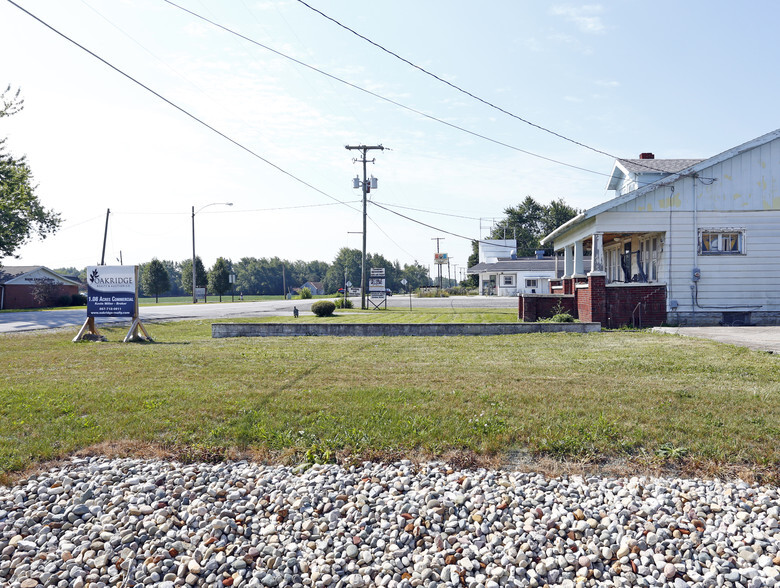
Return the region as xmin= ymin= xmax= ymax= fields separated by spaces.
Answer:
xmin=311 ymin=300 xmax=336 ymax=317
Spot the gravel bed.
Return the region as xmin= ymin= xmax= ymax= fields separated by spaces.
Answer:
xmin=1 ymin=457 xmax=779 ymax=587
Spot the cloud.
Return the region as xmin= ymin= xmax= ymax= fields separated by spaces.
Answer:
xmin=550 ymin=4 xmax=606 ymax=34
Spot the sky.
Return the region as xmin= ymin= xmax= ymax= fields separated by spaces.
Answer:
xmin=2 ymin=0 xmax=780 ymax=281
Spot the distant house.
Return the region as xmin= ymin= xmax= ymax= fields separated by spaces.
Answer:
xmin=0 ymin=266 xmax=81 ymax=310
xmin=301 ymin=281 xmax=325 ymax=295
xmin=525 ymin=128 xmax=780 ymax=327
xmin=467 ymin=239 xmax=568 ymax=296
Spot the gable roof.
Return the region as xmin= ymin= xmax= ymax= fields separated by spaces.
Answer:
xmin=0 ymin=266 xmax=81 ymax=286
xmin=543 ymin=128 xmax=780 ymax=245
xmin=607 ymin=158 xmax=705 ymax=191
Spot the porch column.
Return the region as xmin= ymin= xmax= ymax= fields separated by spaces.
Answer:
xmin=589 ymin=233 xmax=606 ymax=275
xmin=573 ymin=240 xmax=585 ymax=277
xmin=563 ymin=245 xmax=574 ymax=278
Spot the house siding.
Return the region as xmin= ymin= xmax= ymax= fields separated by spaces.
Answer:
xmin=562 ymin=136 xmax=780 ymax=324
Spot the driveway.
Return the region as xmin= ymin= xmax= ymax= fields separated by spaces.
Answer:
xmin=653 ymin=326 xmax=780 ymax=354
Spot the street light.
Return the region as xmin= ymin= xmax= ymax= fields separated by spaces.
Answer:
xmin=192 ymin=202 xmax=233 ymax=303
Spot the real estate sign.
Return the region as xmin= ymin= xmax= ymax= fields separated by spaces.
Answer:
xmin=86 ymin=265 xmax=137 ymax=318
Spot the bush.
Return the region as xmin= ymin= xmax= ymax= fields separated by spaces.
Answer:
xmin=299 ymin=287 xmax=312 ymax=299
xmin=71 ymin=293 xmax=87 ymax=306
xmin=548 ymin=312 xmax=575 ymax=323
xmin=311 ymin=300 xmax=336 ymax=317
xmin=333 ymin=297 xmax=353 ymax=309
xmin=57 ymin=294 xmax=72 ymax=307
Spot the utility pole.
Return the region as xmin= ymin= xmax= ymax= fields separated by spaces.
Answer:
xmin=346 ymin=144 xmax=384 ymax=310
xmin=100 ymin=208 xmax=110 ymax=265
xmin=432 ymin=237 xmax=444 ymax=293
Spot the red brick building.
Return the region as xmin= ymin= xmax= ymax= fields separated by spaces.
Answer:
xmin=0 ymin=266 xmax=81 ymax=310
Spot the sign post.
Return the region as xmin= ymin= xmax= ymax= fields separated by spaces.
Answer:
xmin=401 ymin=278 xmax=411 ymax=310
xmin=73 ymin=265 xmax=151 ymax=342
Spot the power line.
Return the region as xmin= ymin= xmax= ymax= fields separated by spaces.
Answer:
xmin=294 ymin=0 xmax=701 ymax=179
xmin=372 ymin=201 xmax=489 ymax=222
xmin=371 ymin=201 xmax=515 ymax=250
xmin=6 ymin=0 xmax=361 ymax=216
xmin=161 ymin=0 xmax=612 ymax=179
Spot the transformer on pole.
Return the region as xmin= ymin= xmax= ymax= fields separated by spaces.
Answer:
xmin=345 ymin=144 xmax=385 ymax=310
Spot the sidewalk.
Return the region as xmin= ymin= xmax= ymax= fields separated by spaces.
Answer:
xmin=653 ymin=326 xmax=780 ymax=353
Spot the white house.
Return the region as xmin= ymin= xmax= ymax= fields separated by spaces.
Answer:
xmin=535 ymin=128 xmax=780 ymax=326
xmin=467 ymin=239 xmax=563 ymax=296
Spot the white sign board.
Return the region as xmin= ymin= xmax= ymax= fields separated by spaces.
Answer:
xmin=195 ymin=287 xmax=206 ymax=301
xmin=368 ymin=277 xmax=386 ymax=292
xmin=370 ymin=267 xmax=385 ymax=277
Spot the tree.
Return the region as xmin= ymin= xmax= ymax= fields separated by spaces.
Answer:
xmin=490 ymin=196 xmax=579 ymax=256
xmin=323 ymin=248 xmax=362 ymax=294
xmin=464 ymin=241 xmax=479 ymax=287
xmin=208 ymin=257 xmax=231 ymax=302
xmin=399 ymin=261 xmax=431 ymax=291
xmin=180 ymin=256 xmax=206 ymax=296
xmin=140 ymin=258 xmax=170 ymax=302
xmin=1 ymin=86 xmax=60 ymax=262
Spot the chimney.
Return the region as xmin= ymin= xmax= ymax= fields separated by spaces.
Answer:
xmin=639 ymin=152 xmax=655 ymax=159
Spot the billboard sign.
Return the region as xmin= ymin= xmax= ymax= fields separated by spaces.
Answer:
xmin=434 ymin=252 xmax=449 ymax=264
xmin=368 ymin=277 xmax=386 ymax=292
xmin=86 ymin=265 xmax=137 ymax=318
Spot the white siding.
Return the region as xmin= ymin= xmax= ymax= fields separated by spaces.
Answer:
xmin=552 ymin=135 xmax=780 ymax=314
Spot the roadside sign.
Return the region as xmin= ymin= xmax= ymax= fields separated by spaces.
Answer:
xmin=370 ymin=268 xmax=385 ymax=277
xmin=368 ymin=277 xmax=385 ymax=292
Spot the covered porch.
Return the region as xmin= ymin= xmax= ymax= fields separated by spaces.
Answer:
xmin=522 ymin=231 xmax=668 ymax=328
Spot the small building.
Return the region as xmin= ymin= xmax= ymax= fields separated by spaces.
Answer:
xmin=467 ymin=239 xmax=565 ymax=296
xmin=524 ymin=128 xmax=780 ymax=327
xmin=0 ymin=266 xmax=81 ymax=310
xmin=301 ymin=281 xmax=325 ymax=295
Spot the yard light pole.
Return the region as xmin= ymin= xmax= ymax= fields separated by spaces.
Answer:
xmin=192 ymin=202 xmax=233 ymax=303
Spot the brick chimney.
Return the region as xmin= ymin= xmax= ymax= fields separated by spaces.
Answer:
xmin=639 ymin=152 xmax=655 ymax=159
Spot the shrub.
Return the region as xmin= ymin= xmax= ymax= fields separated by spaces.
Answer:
xmin=311 ymin=300 xmax=336 ymax=317
xmin=549 ymin=312 xmax=575 ymax=323
xmin=71 ymin=293 xmax=87 ymax=306
xmin=299 ymin=287 xmax=312 ymax=299
xmin=57 ymin=294 xmax=73 ymax=307
xmin=333 ymin=297 xmax=353 ymax=309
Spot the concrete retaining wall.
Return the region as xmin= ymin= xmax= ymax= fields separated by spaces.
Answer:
xmin=212 ymin=322 xmax=601 ymax=338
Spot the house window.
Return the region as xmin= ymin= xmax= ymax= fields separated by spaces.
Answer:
xmin=638 ymin=235 xmax=661 ymax=282
xmin=525 ymin=279 xmax=538 ymax=288
xmin=699 ymin=229 xmax=744 ymax=255
xmin=501 ymin=275 xmax=516 ymax=287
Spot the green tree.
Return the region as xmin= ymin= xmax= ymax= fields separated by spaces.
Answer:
xmin=490 ymin=196 xmax=579 ymax=256
xmin=208 ymin=257 xmax=232 ymax=302
xmin=140 ymin=258 xmax=170 ymax=302
xmin=399 ymin=261 xmax=431 ymax=291
xmin=464 ymin=241 xmax=479 ymax=287
xmin=323 ymin=248 xmax=362 ymax=294
xmin=1 ymin=86 xmax=60 ymax=262
xmin=180 ymin=256 xmax=206 ymax=296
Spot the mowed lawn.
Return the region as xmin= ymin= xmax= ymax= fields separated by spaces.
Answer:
xmin=1 ymin=314 xmax=779 ymax=482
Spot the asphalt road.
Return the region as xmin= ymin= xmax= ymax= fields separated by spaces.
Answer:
xmin=0 ymin=295 xmax=519 ymax=334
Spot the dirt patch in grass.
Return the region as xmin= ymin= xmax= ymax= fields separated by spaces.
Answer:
xmin=2 ymin=441 xmax=776 ymax=488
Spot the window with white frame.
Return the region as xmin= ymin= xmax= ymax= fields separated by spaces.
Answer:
xmin=699 ymin=229 xmax=744 ymax=255
xmin=638 ymin=235 xmax=661 ymax=282
xmin=605 ymin=247 xmax=622 ymax=283
xmin=501 ymin=274 xmax=516 ymax=287
xmin=525 ymin=278 xmax=538 ymax=288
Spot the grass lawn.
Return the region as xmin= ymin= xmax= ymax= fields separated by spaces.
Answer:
xmin=1 ymin=318 xmax=779 ymax=483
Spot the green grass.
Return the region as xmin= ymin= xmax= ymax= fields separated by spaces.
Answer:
xmin=1 ymin=321 xmax=779 ymax=481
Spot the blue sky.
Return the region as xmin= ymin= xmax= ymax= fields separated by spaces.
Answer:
xmin=2 ymin=0 xmax=779 ymax=280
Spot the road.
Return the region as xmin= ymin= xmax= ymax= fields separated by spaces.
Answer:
xmin=0 ymin=295 xmax=519 ymax=334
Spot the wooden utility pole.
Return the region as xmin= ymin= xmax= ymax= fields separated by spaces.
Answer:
xmin=345 ymin=144 xmax=384 ymax=309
